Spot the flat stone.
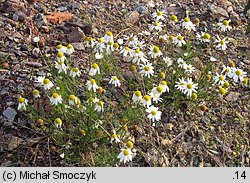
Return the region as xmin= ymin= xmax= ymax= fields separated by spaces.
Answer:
xmin=135 ymin=5 xmax=148 ymax=14
xmin=68 ymin=27 xmax=85 ymax=43
xmin=7 ymin=136 xmax=23 ymax=150
xmin=225 ymin=92 xmax=240 ymax=102
xmin=208 ymin=3 xmax=229 ymax=18
xmin=126 ymin=11 xmax=140 ymax=25
xmin=72 ymin=42 xmax=85 ymax=50
xmin=3 ymin=107 xmax=17 ymax=122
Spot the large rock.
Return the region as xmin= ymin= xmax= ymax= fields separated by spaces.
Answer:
xmin=3 ymin=107 xmax=17 ymax=122
xmin=208 ymin=3 xmax=229 ymax=18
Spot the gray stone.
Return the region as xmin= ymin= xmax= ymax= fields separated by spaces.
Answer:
xmin=208 ymin=3 xmax=229 ymax=18
xmin=135 ymin=5 xmax=148 ymax=14
xmin=3 ymin=107 xmax=17 ymax=122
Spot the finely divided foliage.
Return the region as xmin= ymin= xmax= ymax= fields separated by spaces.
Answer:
xmin=17 ymin=4 xmax=248 ymax=166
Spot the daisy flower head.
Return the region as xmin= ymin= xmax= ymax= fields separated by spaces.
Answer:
xmin=152 ymin=10 xmax=166 ymax=21
xmin=54 ymin=118 xmax=62 ymax=128
xmin=120 ymin=46 xmax=134 ymax=57
xmin=42 ymin=78 xmax=54 ymax=90
xmin=86 ymin=79 xmax=99 ymax=92
xmin=103 ymin=31 xmax=114 ymax=43
xmin=117 ymin=148 xmax=133 ymax=163
xmin=214 ymin=73 xmax=226 ymax=85
xmin=218 ymin=19 xmax=231 ymax=32
xmin=35 ymin=76 xmax=45 ymax=84
xmin=163 ymin=56 xmax=173 ymax=67
xmin=177 ymin=58 xmax=187 ymax=69
xmin=17 ymin=97 xmax=28 ymax=111
xmin=184 ymin=64 xmax=195 ymax=74
xmin=196 ymin=32 xmax=211 ymax=43
xmin=214 ymin=35 xmax=228 ymax=51
xmin=221 ymin=65 xmax=232 ymax=76
xmin=132 ymin=90 xmax=142 ymax=103
xmin=148 ymin=45 xmax=162 ymax=58
xmin=149 ymin=21 xmax=163 ymax=32
xmin=159 ymin=81 xmax=169 ymax=93
xmin=141 ymin=95 xmax=152 ymax=107
xmin=68 ymin=94 xmax=78 ymax=106
xmin=66 ymin=44 xmax=74 ymax=55
xmin=95 ymin=52 xmax=103 ymax=60
xmin=175 ymin=77 xmax=187 ymax=92
xmin=109 ymin=76 xmax=121 ymax=87
xmin=94 ymin=100 xmax=104 ymax=112
xmin=89 ymin=63 xmax=100 ymax=76
xmin=182 ymin=78 xmax=198 ymax=97
xmin=229 ymin=67 xmax=247 ymax=83
xmin=50 ymin=93 xmax=63 ymax=106
xmin=151 ymin=85 xmax=164 ymax=96
xmin=173 ymin=34 xmax=186 ymax=47
xmin=146 ymin=105 xmax=162 ymax=122
xmin=95 ymin=37 xmax=106 ymax=52
xmin=55 ymin=60 xmax=67 ymax=73
xmin=69 ymin=68 xmax=81 ymax=78
xmin=33 ymin=36 xmax=40 ymax=43
xmin=139 ymin=30 xmax=151 ymax=36
xmin=181 ymin=17 xmax=196 ymax=31
xmin=110 ymin=131 xmax=120 ymax=143
xmin=170 ymin=14 xmax=178 ymax=24
xmin=57 ymin=52 xmax=66 ymax=62
xmin=33 ymin=89 xmax=40 ymax=98
xmin=149 ymin=92 xmax=163 ymax=103
xmin=57 ymin=44 xmax=67 ymax=53
xmin=126 ymin=141 xmax=134 ymax=149
xmin=139 ymin=62 xmax=154 ymax=78
xmin=86 ymin=37 xmax=95 ymax=48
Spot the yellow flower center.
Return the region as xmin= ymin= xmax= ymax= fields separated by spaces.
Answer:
xmin=135 ymin=91 xmax=141 ymax=97
xmin=184 ymin=17 xmax=190 ymax=22
xmin=111 ymin=134 xmax=117 ymax=138
xmin=225 ymin=68 xmax=230 ymax=73
xmin=87 ymin=37 xmax=93 ymax=42
xmin=79 ymin=129 xmax=86 ymax=136
xmin=123 ymin=149 xmax=129 ymax=156
xmin=72 ymin=68 xmax=79 ymax=72
xmin=151 ymin=110 xmax=157 ymax=116
xmin=69 ymin=95 xmax=76 ymax=101
xmin=125 ymin=47 xmax=130 ymax=51
xmin=57 ymin=44 xmax=63 ymax=49
xmin=153 ymin=46 xmax=160 ymax=53
xmin=169 ymin=35 xmax=174 ymax=42
xmin=126 ymin=141 xmax=133 ymax=148
xmin=187 ymin=84 xmax=193 ymax=89
xmin=228 ymin=61 xmax=235 ymax=67
xmin=107 ymin=31 xmax=113 ymax=36
xmin=203 ymin=33 xmax=211 ymax=39
xmin=219 ymin=87 xmax=226 ymax=95
xmin=235 ymin=70 xmax=242 ymax=76
xmin=177 ymin=35 xmax=183 ymax=41
xmin=191 ymin=93 xmax=197 ymax=100
xmin=220 ymin=40 xmax=225 ymax=45
xmin=219 ymin=75 xmax=225 ymax=81
xmin=67 ymin=44 xmax=73 ymax=49
xmin=159 ymin=72 xmax=165 ymax=79
xmin=18 ymin=97 xmax=25 ymax=103
xmin=113 ymin=76 xmax=118 ymax=81
xmin=43 ymin=79 xmax=50 ymax=85
xmin=206 ymin=74 xmax=212 ymax=81
xmin=154 ymin=22 xmax=159 ymax=26
xmin=98 ymin=38 xmax=104 ymax=43
xmin=57 ymin=52 xmax=64 ymax=58
xmin=170 ymin=15 xmax=177 ymax=21
xmin=144 ymin=65 xmax=150 ymax=71
xmin=243 ymin=78 xmax=248 ymax=85
xmin=223 ymin=81 xmax=230 ymax=88
xmin=92 ymin=63 xmax=99 ymax=69
xmin=90 ymin=79 xmax=96 ymax=84
xmin=113 ymin=43 xmax=119 ymax=48
xmin=58 ymin=61 xmax=64 ymax=65
xmin=135 ymin=49 xmax=140 ymax=54
xmin=55 ymin=118 xmax=62 ymax=125
xmin=157 ymin=11 xmax=163 ymax=16
xmin=33 ymin=89 xmax=39 ymax=95
xmin=161 ymin=81 xmax=167 ymax=85
xmin=143 ymin=95 xmax=150 ymax=101
xmin=52 ymin=93 xmax=59 ymax=98
xmin=98 ymin=101 xmax=103 ymax=106
xmin=157 ymin=86 xmax=163 ymax=92
xmin=223 ymin=20 xmax=229 ymax=26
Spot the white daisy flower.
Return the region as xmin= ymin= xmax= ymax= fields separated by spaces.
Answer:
xmin=221 ymin=65 xmax=232 ymax=76
xmin=103 ymin=31 xmax=114 ymax=43
xmin=86 ymin=79 xmax=99 ymax=92
xmin=184 ymin=64 xmax=195 ymax=74
xmin=95 ymin=37 xmax=106 ymax=52
xmin=86 ymin=37 xmax=95 ymax=48
xmin=89 ymin=63 xmax=100 ymax=76
xmin=66 ymin=44 xmax=74 ymax=55
xmin=120 ymin=46 xmax=134 ymax=57
xmin=55 ymin=61 xmax=67 ymax=73
xmin=148 ymin=45 xmax=162 ymax=58
xmin=196 ymin=32 xmax=211 ymax=43
xmin=149 ymin=21 xmax=163 ymax=32
xmin=217 ymin=20 xmax=232 ymax=32
xmin=33 ymin=89 xmax=40 ymax=98
xmin=57 ymin=44 xmax=67 ymax=53
xmin=175 ymin=77 xmax=188 ymax=92
xmin=214 ymin=35 xmax=228 ymax=51
xmin=138 ymin=30 xmax=151 ymax=36
xmin=95 ymin=52 xmax=103 ymax=60
xmin=117 ymin=148 xmax=133 ymax=163
xmin=42 ymin=78 xmax=54 ymax=90
xmin=170 ymin=15 xmax=178 ymax=24
xmin=50 ymin=93 xmax=63 ymax=106
xmin=229 ymin=67 xmax=247 ymax=83
xmin=17 ymin=97 xmax=28 ymax=111
xmin=177 ymin=58 xmax=187 ymax=69
xmin=149 ymin=93 xmax=163 ymax=103
xmin=109 ymin=76 xmax=121 ymax=87
xmin=146 ymin=105 xmax=162 ymax=122
xmin=139 ymin=62 xmax=154 ymax=78
xmin=182 ymin=78 xmax=198 ymax=97
xmin=159 ymin=81 xmax=169 ymax=93
xmin=210 ymin=56 xmax=217 ymax=62
xmin=173 ymin=34 xmax=186 ymax=47
xmin=94 ymin=101 xmax=104 ymax=112
xmin=163 ymin=56 xmax=173 ymax=67
xmin=35 ymin=76 xmax=45 ymax=83
xmin=151 ymin=85 xmax=164 ymax=96
xmin=33 ymin=36 xmax=40 ymax=43
xmin=110 ymin=131 xmax=120 ymax=143
xmin=57 ymin=52 xmax=66 ymax=62
xmin=69 ymin=68 xmax=81 ymax=78
xmin=152 ymin=10 xmax=166 ymax=21
xmin=54 ymin=118 xmax=62 ymax=128
xmin=214 ymin=73 xmax=226 ymax=85
xmin=132 ymin=91 xmax=142 ymax=103
xmin=68 ymin=94 xmax=78 ymax=106
xmin=181 ymin=17 xmax=196 ymax=31
xmin=141 ymin=95 xmax=152 ymax=107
